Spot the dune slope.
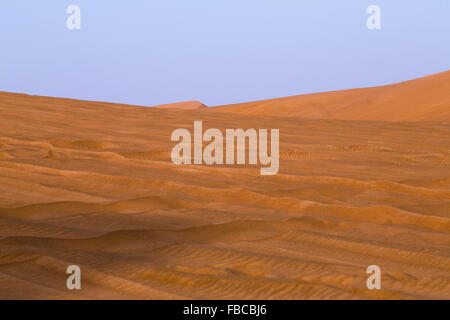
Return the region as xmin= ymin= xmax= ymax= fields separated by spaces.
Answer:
xmin=212 ymin=70 xmax=450 ymax=122
xmin=0 ymin=90 xmax=449 ymax=299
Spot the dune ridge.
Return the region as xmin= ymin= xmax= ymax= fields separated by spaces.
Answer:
xmin=212 ymin=70 xmax=450 ymax=122
xmin=154 ymin=101 xmax=208 ymax=110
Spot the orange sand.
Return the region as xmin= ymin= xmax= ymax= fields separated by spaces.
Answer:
xmin=0 ymin=72 xmax=449 ymax=299
xmin=213 ymin=70 xmax=450 ymax=122
xmin=154 ymin=101 xmax=207 ymax=110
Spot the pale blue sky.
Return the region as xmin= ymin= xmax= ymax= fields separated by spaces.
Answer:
xmin=0 ymin=1 xmax=449 ymax=106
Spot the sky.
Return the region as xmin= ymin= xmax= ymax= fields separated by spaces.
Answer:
xmin=0 ymin=1 xmax=449 ymax=107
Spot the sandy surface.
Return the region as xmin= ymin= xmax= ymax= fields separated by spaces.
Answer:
xmin=213 ymin=70 xmax=450 ymax=122
xmin=154 ymin=101 xmax=207 ymax=110
xmin=0 ymin=73 xmax=449 ymax=299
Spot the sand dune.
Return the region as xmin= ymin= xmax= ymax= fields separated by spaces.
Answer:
xmin=154 ymin=101 xmax=208 ymax=110
xmin=212 ymin=70 xmax=450 ymax=122
xmin=0 ymin=73 xmax=449 ymax=299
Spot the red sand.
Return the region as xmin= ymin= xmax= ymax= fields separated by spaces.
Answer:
xmin=0 ymin=71 xmax=449 ymax=299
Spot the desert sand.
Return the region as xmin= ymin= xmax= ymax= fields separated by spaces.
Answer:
xmin=213 ymin=70 xmax=450 ymax=122
xmin=0 ymin=71 xmax=449 ymax=299
xmin=154 ymin=101 xmax=207 ymax=110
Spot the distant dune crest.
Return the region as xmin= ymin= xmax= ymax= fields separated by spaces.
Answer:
xmin=154 ymin=101 xmax=207 ymax=110
xmin=1 ymin=71 xmax=448 ymax=122
xmin=212 ymin=70 xmax=450 ymax=122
